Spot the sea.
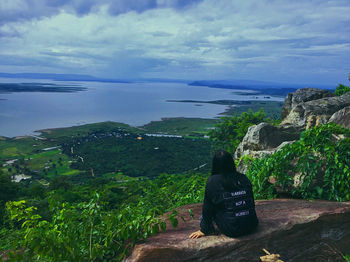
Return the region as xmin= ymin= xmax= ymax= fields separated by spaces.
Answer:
xmin=0 ymin=78 xmax=284 ymax=137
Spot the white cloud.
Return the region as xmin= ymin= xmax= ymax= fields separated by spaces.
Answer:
xmin=0 ymin=0 xmax=349 ymax=84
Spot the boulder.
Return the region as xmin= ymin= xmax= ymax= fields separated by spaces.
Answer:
xmin=124 ymin=199 xmax=350 ymax=262
xmin=234 ymin=88 xmax=350 ymax=174
xmin=281 ymin=88 xmax=334 ymax=119
xmin=328 ymin=106 xmax=350 ymax=129
xmin=281 ymin=92 xmax=350 ymax=128
xmin=234 ymin=123 xmax=300 ymax=160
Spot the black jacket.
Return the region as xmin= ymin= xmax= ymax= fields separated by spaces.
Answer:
xmin=200 ymin=172 xmax=258 ymax=237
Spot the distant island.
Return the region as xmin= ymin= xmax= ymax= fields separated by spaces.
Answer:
xmin=0 ymin=82 xmax=87 ymax=93
xmin=167 ymin=100 xmax=283 ymax=118
xmin=167 ymin=99 xmax=261 ymax=105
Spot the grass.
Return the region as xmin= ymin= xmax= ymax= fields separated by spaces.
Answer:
xmin=25 ymin=149 xmax=79 ymax=178
xmin=1 ymin=147 xmax=18 ymax=157
xmin=28 ymin=150 xmax=60 ymax=160
xmin=1 ymin=148 xmax=80 ymax=178
xmin=140 ymin=117 xmax=219 ymax=137
xmin=61 ymin=170 xmax=80 ymax=176
xmin=0 ymin=137 xmax=48 ymax=160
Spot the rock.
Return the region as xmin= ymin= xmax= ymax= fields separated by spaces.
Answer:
xmin=234 ymin=123 xmax=300 ymax=160
xmin=124 ymin=199 xmax=350 ymax=262
xmin=234 ymin=88 xmax=350 ymax=174
xmin=281 ymin=88 xmax=334 ymax=119
xmin=328 ymin=106 xmax=350 ymax=128
xmin=281 ymin=92 xmax=350 ymax=128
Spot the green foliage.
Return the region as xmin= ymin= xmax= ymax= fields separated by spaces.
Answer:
xmin=141 ymin=117 xmax=219 ymax=137
xmin=244 ymin=123 xmax=350 ymax=201
xmin=344 ymin=254 xmax=350 ymax=262
xmin=4 ymin=172 xmax=207 ymax=261
xmin=0 ymin=227 xmax=22 ymax=251
xmin=0 ymin=174 xmax=22 ymax=225
xmin=63 ymin=130 xmax=211 ymax=177
xmin=334 ymin=83 xmax=350 ymax=96
xmin=209 ymin=109 xmax=272 ymax=154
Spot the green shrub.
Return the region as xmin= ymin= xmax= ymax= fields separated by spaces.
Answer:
xmin=344 ymin=254 xmax=350 ymax=262
xmin=334 ymin=84 xmax=350 ymax=96
xmin=243 ymin=123 xmax=350 ymax=201
xmin=209 ymin=109 xmax=273 ymax=154
xmin=5 ymin=173 xmax=207 ymax=261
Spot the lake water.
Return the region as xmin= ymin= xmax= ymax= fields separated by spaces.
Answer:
xmin=0 ymin=78 xmax=283 ymax=137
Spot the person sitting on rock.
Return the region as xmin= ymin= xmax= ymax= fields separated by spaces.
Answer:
xmin=189 ymin=150 xmax=259 ymax=239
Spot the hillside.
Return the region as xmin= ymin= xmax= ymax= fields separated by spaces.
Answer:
xmin=0 ymin=83 xmax=350 ymax=261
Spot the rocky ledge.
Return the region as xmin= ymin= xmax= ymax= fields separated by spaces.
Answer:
xmin=234 ymin=87 xmax=350 ymax=173
xmin=124 ymin=199 xmax=350 ymax=262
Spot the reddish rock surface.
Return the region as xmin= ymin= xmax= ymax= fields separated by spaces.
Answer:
xmin=124 ymin=199 xmax=350 ymax=262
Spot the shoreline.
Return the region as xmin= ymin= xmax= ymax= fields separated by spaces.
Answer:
xmin=0 ymin=98 xmax=284 ymax=139
xmin=0 ymin=118 xmax=215 ymax=139
xmin=0 ymin=80 xmax=285 ymax=139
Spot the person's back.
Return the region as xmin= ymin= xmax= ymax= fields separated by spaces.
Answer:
xmin=189 ymin=150 xmax=258 ymax=239
xmin=201 ymin=172 xmax=258 ymax=237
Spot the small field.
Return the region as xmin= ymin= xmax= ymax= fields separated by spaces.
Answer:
xmin=25 ymin=149 xmax=80 ymax=177
xmin=1 ymin=148 xmax=80 ymax=178
xmin=140 ymin=117 xmax=219 ymax=137
xmin=0 ymin=136 xmax=48 ymax=160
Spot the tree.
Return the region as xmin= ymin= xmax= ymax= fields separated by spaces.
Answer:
xmin=0 ymin=174 xmax=20 ymax=224
xmin=49 ymin=176 xmax=72 ymax=191
xmin=28 ymin=183 xmax=46 ymax=199
xmin=208 ymin=109 xmax=271 ymax=154
xmin=0 ymin=174 xmax=19 ymax=203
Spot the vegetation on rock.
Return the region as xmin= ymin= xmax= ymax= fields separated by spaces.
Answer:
xmin=208 ymin=109 xmax=275 ymax=154
xmin=242 ymin=123 xmax=350 ymax=200
xmin=334 ymin=84 xmax=350 ymax=96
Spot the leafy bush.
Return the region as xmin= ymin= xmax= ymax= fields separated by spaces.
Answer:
xmin=243 ymin=123 xmax=350 ymax=201
xmin=334 ymin=84 xmax=350 ymax=96
xmin=344 ymin=254 xmax=350 ymax=262
xmin=209 ymin=109 xmax=273 ymax=154
xmin=5 ymin=173 xmax=207 ymax=261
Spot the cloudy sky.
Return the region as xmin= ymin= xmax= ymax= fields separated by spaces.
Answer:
xmin=0 ymin=0 xmax=349 ymax=85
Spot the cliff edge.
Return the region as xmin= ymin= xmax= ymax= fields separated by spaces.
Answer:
xmin=124 ymin=199 xmax=350 ymax=262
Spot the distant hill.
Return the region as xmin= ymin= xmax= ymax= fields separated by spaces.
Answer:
xmin=188 ymin=80 xmax=334 ymax=96
xmin=0 ymin=72 xmax=129 ymax=83
xmin=0 ymin=72 xmax=335 ymax=95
